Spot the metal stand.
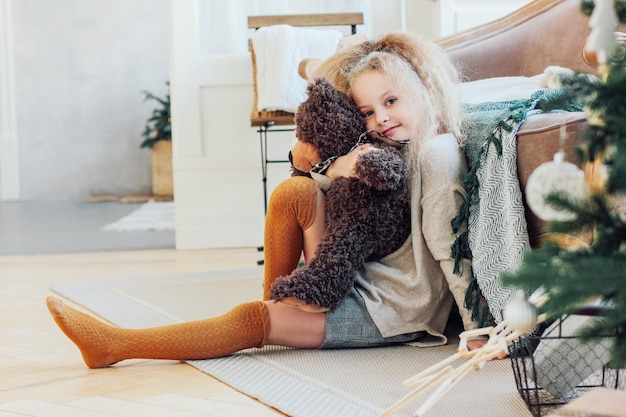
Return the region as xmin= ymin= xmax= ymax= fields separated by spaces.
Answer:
xmin=256 ymin=121 xmax=293 ymax=266
xmin=257 ymin=121 xmax=293 ymax=213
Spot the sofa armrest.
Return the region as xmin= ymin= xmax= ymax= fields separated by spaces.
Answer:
xmin=298 ymin=34 xmax=367 ymax=81
xmin=298 ymin=58 xmax=321 ymax=81
xmin=516 ymin=112 xmax=588 ymax=247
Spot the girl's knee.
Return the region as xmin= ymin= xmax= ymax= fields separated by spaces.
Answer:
xmin=268 ymin=177 xmax=318 ymax=230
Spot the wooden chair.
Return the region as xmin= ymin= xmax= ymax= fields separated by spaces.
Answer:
xmin=248 ymin=13 xmax=364 ymax=213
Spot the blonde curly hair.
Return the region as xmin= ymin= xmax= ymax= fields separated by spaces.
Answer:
xmin=312 ymin=32 xmax=464 ymax=173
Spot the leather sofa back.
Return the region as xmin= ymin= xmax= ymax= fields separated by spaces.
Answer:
xmin=439 ymin=0 xmax=596 ymax=81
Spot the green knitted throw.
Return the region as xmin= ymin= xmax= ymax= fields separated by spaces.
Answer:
xmin=451 ymin=89 xmax=583 ymax=326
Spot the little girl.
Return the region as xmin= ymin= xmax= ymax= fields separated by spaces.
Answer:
xmin=47 ymin=32 xmax=477 ymax=368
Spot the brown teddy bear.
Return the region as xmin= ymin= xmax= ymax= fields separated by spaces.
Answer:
xmin=269 ymin=77 xmax=412 ymax=310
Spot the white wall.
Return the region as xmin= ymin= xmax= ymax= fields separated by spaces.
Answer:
xmin=437 ymin=0 xmax=533 ymax=37
xmin=1 ymin=0 xmax=170 ymax=201
xmin=406 ymin=0 xmax=533 ymax=39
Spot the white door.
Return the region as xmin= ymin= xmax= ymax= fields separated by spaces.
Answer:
xmin=0 ymin=0 xmax=20 ymax=201
xmin=169 ymin=0 xmax=376 ymax=250
xmin=169 ymin=1 xmax=294 ymax=249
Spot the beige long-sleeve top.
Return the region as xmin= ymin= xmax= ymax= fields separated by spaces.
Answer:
xmin=354 ymin=133 xmax=476 ymax=345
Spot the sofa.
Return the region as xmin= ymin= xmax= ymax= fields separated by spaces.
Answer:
xmin=438 ymin=0 xmax=595 ymax=247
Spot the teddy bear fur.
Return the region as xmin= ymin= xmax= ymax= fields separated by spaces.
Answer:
xmin=269 ymin=77 xmax=412 ymax=310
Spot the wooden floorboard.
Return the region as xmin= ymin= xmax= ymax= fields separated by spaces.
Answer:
xmin=0 ymin=248 xmax=285 ymax=417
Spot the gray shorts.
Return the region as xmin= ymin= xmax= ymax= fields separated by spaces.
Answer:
xmin=320 ymin=288 xmax=426 ymax=349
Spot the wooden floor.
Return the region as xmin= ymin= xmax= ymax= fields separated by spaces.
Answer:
xmin=0 ymin=248 xmax=287 ymax=417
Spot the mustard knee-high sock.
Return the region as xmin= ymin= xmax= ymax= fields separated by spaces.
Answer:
xmin=46 ymin=297 xmax=270 ymax=369
xmin=263 ymin=176 xmax=318 ymax=300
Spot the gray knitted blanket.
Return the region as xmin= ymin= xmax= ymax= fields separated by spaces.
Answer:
xmin=452 ymin=91 xmax=583 ymax=324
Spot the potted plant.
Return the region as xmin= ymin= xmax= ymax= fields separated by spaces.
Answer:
xmin=141 ymin=81 xmax=173 ymax=198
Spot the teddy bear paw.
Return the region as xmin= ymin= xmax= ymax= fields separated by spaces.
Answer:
xmin=269 ymin=269 xmax=349 ymax=310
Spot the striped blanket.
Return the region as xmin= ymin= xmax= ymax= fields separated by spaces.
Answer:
xmin=452 ymin=90 xmax=583 ymax=324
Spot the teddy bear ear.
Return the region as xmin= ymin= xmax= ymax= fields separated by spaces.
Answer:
xmin=295 ymin=75 xmax=367 ymax=159
xmin=290 ymin=141 xmax=321 ymax=173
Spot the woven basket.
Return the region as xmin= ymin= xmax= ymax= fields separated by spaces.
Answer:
xmin=150 ymin=140 xmax=173 ymax=197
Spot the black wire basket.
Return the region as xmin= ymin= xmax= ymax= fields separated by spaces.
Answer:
xmin=509 ymin=308 xmax=624 ymax=417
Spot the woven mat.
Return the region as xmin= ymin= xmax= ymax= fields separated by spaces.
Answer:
xmin=101 ymin=200 xmax=174 ymax=232
xmin=51 ymin=270 xmax=532 ymax=417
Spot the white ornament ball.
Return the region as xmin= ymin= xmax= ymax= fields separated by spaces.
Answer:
xmin=504 ymin=291 xmax=538 ymax=334
xmin=525 ymin=151 xmax=587 ymax=221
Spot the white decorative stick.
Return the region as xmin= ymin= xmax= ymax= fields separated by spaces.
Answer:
xmin=415 ymin=357 xmax=479 ymax=416
xmin=378 ymin=293 xmax=545 ymax=417
xmin=379 ymin=367 xmax=454 ymax=417
xmin=402 ymin=353 xmax=461 ymax=388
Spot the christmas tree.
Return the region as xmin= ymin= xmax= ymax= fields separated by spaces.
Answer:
xmin=503 ymin=0 xmax=626 ymax=368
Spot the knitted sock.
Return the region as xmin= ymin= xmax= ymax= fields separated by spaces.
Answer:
xmin=263 ymin=176 xmax=318 ymax=300
xmin=46 ymin=296 xmax=270 ymax=368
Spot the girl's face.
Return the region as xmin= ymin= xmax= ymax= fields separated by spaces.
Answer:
xmin=351 ymin=70 xmax=413 ymax=143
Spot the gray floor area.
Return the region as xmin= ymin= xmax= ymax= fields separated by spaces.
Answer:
xmin=0 ymin=200 xmax=175 ymax=256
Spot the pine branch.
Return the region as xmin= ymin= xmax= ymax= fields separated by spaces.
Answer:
xmin=504 ymin=0 xmax=626 ymax=370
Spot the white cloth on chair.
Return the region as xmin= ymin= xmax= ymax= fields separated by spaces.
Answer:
xmin=253 ymin=24 xmax=343 ymax=113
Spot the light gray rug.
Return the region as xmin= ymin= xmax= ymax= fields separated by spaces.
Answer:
xmin=101 ymin=200 xmax=175 ymax=231
xmin=51 ymin=269 xmax=532 ymax=417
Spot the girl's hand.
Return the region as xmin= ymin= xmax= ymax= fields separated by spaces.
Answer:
xmin=326 ymin=144 xmax=378 ymax=179
xmin=466 ymin=339 xmax=508 ymax=360
xmin=278 ymin=297 xmax=331 ymax=313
